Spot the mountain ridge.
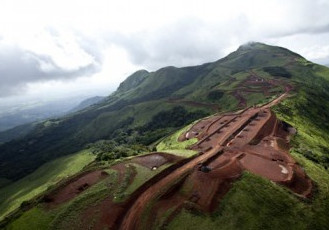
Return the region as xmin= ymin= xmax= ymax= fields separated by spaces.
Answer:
xmin=0 ymin=42 xmax=326 ymax=182
xmin=1 ymin=42 xmax=329 ymax=230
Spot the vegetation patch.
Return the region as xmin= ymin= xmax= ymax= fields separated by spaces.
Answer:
xmin=125 ymin=163 xmax=169 ymax=196
xmin=166 ymin=167 xmax=329 ymax=230
xmin=0 ymin=150 xmax=95 ymax=221
xmin=5 ymin=207 xmax=54 ymax=230
xmin=89 ymin=140 xmax=149 ymax=161
xmin=263 ymin=66 xmax=292 ymax=78
xmin=156 ymin=123 xmax=198 ymax=154
xmin=207 ymin=90 xmax=224 ymax=101
xmin=273 ymin=84 xmax=329 ymax=168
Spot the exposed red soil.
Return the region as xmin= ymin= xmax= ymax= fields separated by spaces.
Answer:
xmin=178 ymin=115 xmax=223 ymax=141
xmin=230 ymin=72 xmax=293 ymax=105
xmin=112 ymin=163 xmax=130 ymax=182
xmin=41 ymin=152 xmax=191 ymax=229
xmin=119 ymin=146 xmax=225 ymax=230
xmin=179 ymin=97 xmax=312 ymax=199
xmin=44 ymin=170 xmax=109 ymax=207
xmin=131 ymin=152 xmax=183 ymax=169
xmin=144 ymin=178 xmax=187 ymax=229
xmin=232 ymin=90 xmax=247 ymax=107
xmin=43 ymin=152 xmax=181 ymax=209
xmin=46 ymin=91 xmax=312 ymax=230
xmin=80 ymin=197 xmax=126 ymax=230
xmin=112 ymin=92 xmax=312 ymax=230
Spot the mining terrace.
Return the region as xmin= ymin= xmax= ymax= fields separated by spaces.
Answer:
xmin=42 ymin=93 xmax=313 ymax=230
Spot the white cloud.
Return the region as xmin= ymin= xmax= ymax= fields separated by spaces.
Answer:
xmin=20 ymin=29 xmax=96 ymax=71
xmin=0 ymin=0 xmax=329 ymax=102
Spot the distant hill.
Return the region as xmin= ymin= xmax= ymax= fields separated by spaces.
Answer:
xmin=0 ymin=96 xmax=107 ymax=143
xmin=0 ymin=97 xmax=84 ymax=132
xmin=114 ymin=69 xmax=149 ymax=94
xmin=0 ymin=123 xmax=36 ymax=144
xmin=70 ymin=96 xmax=106 ymax=113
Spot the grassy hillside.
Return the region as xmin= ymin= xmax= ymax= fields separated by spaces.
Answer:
xmin=167 ymin=163 xmax=329 ymax=230
xmin=4 ymin=89 xmax=329 ymax=229
xmin=0 ymin=123 xmax=36 ymax=145
xmin=1 ymin=42 xmax=329 ymax=230
xmin=0 ymin=42 xmax=305 ymax=183
xmin=0 ymin=150 xmax=95 ymax=221
xmin=166 ymin=57 xmax=329 ymax=230
xmin=273 ymin=62 xmax=329 ymax=168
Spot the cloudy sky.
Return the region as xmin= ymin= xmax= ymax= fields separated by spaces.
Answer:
xmin=1 ymin=0 xmax=329 ymax=104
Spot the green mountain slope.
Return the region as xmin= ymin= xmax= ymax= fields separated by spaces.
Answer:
xmin=0 ymin=42 xmax=304 ymax=183
xmin=70 ymin=96 xmax=106 ymax=113
xmin=1 ymin=42 xmax=329 ymax=229
xmin=0 ymin=150 xmax=95 ymax=220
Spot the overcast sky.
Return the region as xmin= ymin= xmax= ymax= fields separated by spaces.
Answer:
xmin=1 ymin=0 xmax=329 ymax=104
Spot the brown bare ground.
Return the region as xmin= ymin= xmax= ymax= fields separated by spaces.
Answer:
xmin=46 ymin=90 xmax=312 ymax=230
xmin=44 ymin=170 xmax=109 ymax=207
xmin=131 ymin=152 xmax=183 ymax=169
xmin=114 ymin=91 xmax=312 ymax=230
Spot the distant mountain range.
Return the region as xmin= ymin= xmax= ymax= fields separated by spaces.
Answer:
xmin=70 ymin=96 xmax=106 ymax=113
xmin=0 ymin=96 xmax=106 ymax=142
xmin=0 ymin=98 xmax=82 ymax=132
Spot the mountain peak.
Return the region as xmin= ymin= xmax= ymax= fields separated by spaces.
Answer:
xmin=115 ymin=69 xmax=149 ymax=94
xmin=237 ymin=41 xmax=266 ymax=51
xmin=235 ymin=42 xmax=304 ymax=59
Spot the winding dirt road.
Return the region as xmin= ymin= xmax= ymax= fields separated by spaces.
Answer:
xmin=118 ymin=91 xmax=312 ymax=230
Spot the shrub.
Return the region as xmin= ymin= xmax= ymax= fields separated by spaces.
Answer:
xmin=263 ymin=66 xmax=291 ymax=78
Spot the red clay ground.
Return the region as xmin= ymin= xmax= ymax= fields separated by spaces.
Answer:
xmin=42 ymin=91 xmax=311 ymax=230
xmin=131 ymin=152 xmax=183 ymax=169
xmin=43 ymin=152 xmax=182 ymax=208
xmin=116 ymin=92 xmax=313 ymax=230
xmin=229 ymin=71 xmax=292 ymax=107
xmin=41 ymin=152 xmax=185 ymax=229
xmin=44 ymin=170 xmax=109 ymax=207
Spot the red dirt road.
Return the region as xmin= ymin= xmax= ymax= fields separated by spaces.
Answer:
xmin=44 ymin=92 xmax=311 ymax=230
xmin=118 ymin=93 xmax=312 ymax=230
xmin=119 ymin=146 xmax=224 ymax=230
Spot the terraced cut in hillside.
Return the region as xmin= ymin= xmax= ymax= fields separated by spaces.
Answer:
xmin=5 ymin=43 xmax=328 ymax=230
xmin=2 ymin=93 xmax=313 ymax=230
xmin=114 ymin=93 xmax=313 ymax=230
xmin=227 ymin=70 xmax=292 ymax=108
xmin=37 ymin=152 xmax=184 ymax=230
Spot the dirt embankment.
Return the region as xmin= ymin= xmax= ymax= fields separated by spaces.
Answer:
xmin=116 ymin=93 xmax=312 ymax=230
xmin=119 ymin=95 xmax=311 ymax=230
xmin=230 ymin=71 xmax=293 ymax=107
xmin=42 ymin=91 xmax=312 ymax=230
xmin=131 ymin=152 xmax=183 ymax=169
xmin=40 ymin=152 xmax=187 ymax=229
xmin=43 ymin=170 xmax=109 ymax=207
